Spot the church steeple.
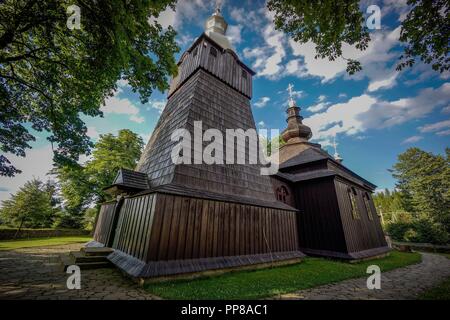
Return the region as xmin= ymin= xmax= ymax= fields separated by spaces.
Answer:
xmin=204 ymin=2 xmax=233 ymax=50
xmin=281 ymin=84 xmax=313 ymax=144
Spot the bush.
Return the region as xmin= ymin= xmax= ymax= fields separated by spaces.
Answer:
xmin=387 ymin=218 xmax=449 ymax=245
xmin=386 ymin=221 xmax=412 ymax=241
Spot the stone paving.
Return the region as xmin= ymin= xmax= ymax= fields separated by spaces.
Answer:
xmin=276 ymin=252 xmax=450 ymax=300
xmin=0 ymin=244 xmax=159 ymax=300
xmin=1 ymin=244 xmax=448 ymax=300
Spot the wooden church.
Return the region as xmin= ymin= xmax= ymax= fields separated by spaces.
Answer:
xmin=91 ymin=8 xmax=389 ymax=279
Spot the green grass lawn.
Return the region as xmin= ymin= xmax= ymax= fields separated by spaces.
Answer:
xmin=145 ymin=251 xmax=421 ymax=300
xmin=0 ymin=236 xmax=92 ymax=251
xmin=419 ymin=277 xmax=450 ymax=300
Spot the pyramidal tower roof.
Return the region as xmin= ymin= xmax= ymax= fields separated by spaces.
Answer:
xmin=204 ymin=5 xmax=233 ymax=50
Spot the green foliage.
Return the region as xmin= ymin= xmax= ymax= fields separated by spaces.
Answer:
xmin=267 ymin=0 xmax=449 ymax=75
xmin=377 ymin=147 xmax=450 ymax=244
xmin=0 ymin=179 xmax=61 ymax=228
xmin=56 ymin=129 xmax=144 ymax=212
xmin=261 ymin=135 xmax=286 ymax=156
xmin=397 ymin=0 xmax=450 ymax=72
xmin=391 ymin=147 xmax=450 ymax=233
xmin=83 ymin=208 xmax=98 ymax=231
xmin=145 ymin=251 xmax=421 ymax=299
xmin=387 ymin=218 xmax=449 ymax=244
xmin=0 ymin=0 xmax=179 ymax=176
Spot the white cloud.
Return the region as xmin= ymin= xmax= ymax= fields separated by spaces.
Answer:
xmin=288 ymin=27 xmax=402 ymax=91
xmin=307 ymin=95 xmax=330 ymax=112
xmin=101 ymin=96 xmax=145 ymax=123
xmin=437 ymin=129 xmax=450 ymax=136
xmin=258 ymin=121 xmax=265 ymax=127
xmin=304 ymin=94 xmax=376 ymax=143
xmin=307 ymin=102 xmax=330 ymax=113
xmin=419 ymin=120 xmax=450 ymax=133
xmin=154 ymin=6 xmax=176 ymax=29
xmin=254 ymin=97 xmax=271 ymax=108
xmin=338 ymin=93 xmax=347 ymax=98
xmin=402 ymin=136 xmax=423 ymax=144
xmin=0 ymin=145 xmax=54 ymax=203
xmin=130 ymin=115 xmax=145 ymax=124
xmin=243 ymin=8 xmax=286 ymax=79
xmin=302 ymin=83 xmax=450 ymax=146
xmin=227 ymin=25 xmax=242 ymax=45
xmin=317 ymin=95 xmax=326 ymax=102
xmin=360 ymin=83 xmax=450 ymax=129
xmin=367 ymin=73 xmax=398 ymax=92
xmin=146 ymin=100 xmax=166 ymax=114
xmin=87 ymin=126 xmax=99 ymax=139
xmin=443 ymin=105 xmax=450 ymax=114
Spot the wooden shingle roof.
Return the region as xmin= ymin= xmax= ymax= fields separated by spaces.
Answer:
xmin=112 ymin=168 xmax=149 ymax=190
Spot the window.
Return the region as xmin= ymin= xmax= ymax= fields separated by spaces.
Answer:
xmin=364 ymin=192 xmax=374 ymax=221
xmin=192 ymin=46 xmax=198 ymax=57
xmin=276 ymin=186 xmax=289 ymax=203
xmin=348 ymin=187 xmax=360 ymax=220
xmin=242 ymin=69 xmax=247 ymax=79
xmin=210 ymin=47 xmax=217 ymax=57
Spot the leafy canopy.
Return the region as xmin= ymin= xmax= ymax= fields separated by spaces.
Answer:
xmin=0 ymin=0 xmax=179 ymax=176
xmin=390 ymin=147 xmax=450 ymax=230
xmin=0 ymin=178 xmax=60 ymax=228
xmin=267 ymin=0 xmax=449 ymax=75
xmin=56 ymin=129 xmax=144 ymax=211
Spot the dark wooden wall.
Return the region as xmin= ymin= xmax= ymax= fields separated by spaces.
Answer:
xmin=334 ymin=179 xmax=387 ymax=253
xmin=112 ymin=194 xmax=156 ymax=261
xmin=93 ymin=201 xmax=116 ymax=245
xmin=110 ymin=192 xmax=299 ymax=263
xmin=168 ymin=36 xmax=253 ymax=99
xmin=294 ymin=177 xmax=348 ymax=253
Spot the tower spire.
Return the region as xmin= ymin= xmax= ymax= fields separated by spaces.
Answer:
xmin=204 ymin=1 xmax=233 ymax=50
xmin=281 ymin=83 xmax=313 ymax=144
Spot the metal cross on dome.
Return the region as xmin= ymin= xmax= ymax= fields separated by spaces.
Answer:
xmin=287 ymin=83 xmax=295 ymax=101
xmin=215 ymin=0 xmax=223 ymax=12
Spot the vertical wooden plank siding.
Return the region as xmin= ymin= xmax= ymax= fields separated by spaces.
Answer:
xmin=334 ymin=179 xmax=387 ymax=253
xmin=111 ymin=194 xmax=158 ymax=259
xmin=93 ymin=202 xmax=116 ymax=245
xmin=168 ymin=38 xmax=253 ymax=99
xmin=110 ymin=192 xmax=299 ymax=263
xmin=295 ymin=178 xmax=348 ymax=253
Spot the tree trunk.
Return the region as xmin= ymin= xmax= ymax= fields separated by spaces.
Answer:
xmin=13 ymin=218 xmax=25 ymax=239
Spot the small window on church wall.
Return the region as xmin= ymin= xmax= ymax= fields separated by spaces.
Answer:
xmin=364 ymin=192 xmax=374 ymax=221
xmin=276 ymin=186 xmax=289 ymax=203
xmin=242 ymin=69 xmax=247 ymax=79
xmin=192 ymin=46 xmax=198 ymax=57
xmin=348 ymin=187 xmax=360 ymax=220
xmin=210 ymin=47 xmax=217 ymax=57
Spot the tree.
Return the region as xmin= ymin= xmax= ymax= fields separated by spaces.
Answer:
xmin=56 ymin=129 xmax=144 ymax=214
xmin=0 ymin=0 xmax=179 ymax=176
xmin=267 ymin=0 xmax=449 ymax=75
xmin=390 ymin=147 xmax=450 ymax=232
xmin=0 ymin=178 xmax=60 ymax=231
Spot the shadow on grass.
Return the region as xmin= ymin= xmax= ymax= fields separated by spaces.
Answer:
xmin=144 ymin=251 xmax=421 ymax=300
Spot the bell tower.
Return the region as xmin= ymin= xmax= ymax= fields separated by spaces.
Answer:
xmin=93 ymin=7 xmax=304 ymax=279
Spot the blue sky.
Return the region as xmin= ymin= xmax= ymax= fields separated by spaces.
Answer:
xmin=1 ymin=0 xmax=449 ymax=202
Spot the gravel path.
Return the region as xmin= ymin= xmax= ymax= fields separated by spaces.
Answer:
xmin=276 ymin=252 xmax=450 ymax=300
xmin=0 ymin=244 xmax=159 ymax=300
